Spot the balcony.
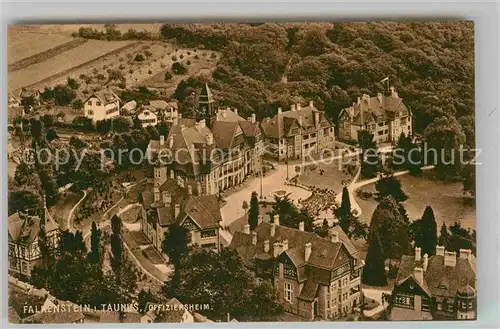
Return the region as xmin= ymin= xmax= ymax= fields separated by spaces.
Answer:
xmin=349 ymin=275 xmax=361 ymax=288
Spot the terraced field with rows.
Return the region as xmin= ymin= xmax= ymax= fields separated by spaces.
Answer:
xmin=8 ymin=39 xmax=137 ymax=93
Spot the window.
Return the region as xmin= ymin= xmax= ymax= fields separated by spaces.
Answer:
xmin=96 ymin=101 xmax=102 ymax=106
xmin=285 ymin=283 xmax=293 ymax=303
xmin=468 ymin=301 xmax=473 ymax=308
xmin=22 ymin=262 xmax=27 ymax=273
xmin=378 ymin=131 xmax=383 ymax=136
xmin=400 ymin=117 xmax=407 ymax=125
xmin=88 ymin=110 xmax=94 ymax=115
xmin=437 ymin=303 xmax=442 ymax=310
xmin=201 ymin=230 xmax=217 ymax=238
xmin=384 ymin=129 xmax=388 ymax=134
xmin=87 ymin=100 xmax=92 ymax=105
xmin=327 ymin=300 xmax=330 ymax=308
xmin=448 ymin=304 xmax=454 ymax=312
xmin=201 ymin=243 xmax=216 ymax=249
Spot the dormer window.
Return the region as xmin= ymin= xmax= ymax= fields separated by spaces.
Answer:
xmin=96 ymin=101 xmax=102 ymax=106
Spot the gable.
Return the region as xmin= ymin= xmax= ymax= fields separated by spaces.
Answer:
xmin=278 ymin=252 xmax=298 ymax=279
xmin=394 ymin=276 xmax=431 ymax=298
xmin=234 ymin=124 xmax=243 ymax=137
xmin=179 ymin=216 xmax=201 ymax=231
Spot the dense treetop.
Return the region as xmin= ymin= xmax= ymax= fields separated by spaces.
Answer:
xmin=162 ymin=22 xmax=474 ymax=134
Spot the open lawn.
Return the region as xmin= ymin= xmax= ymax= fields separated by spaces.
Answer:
xmin=355 ymin=172 xmax=476 ymax=230
xmin=297 ymin=159 xmax=358 ymax=193
xmin=8 ymin=26 xmax=76 ymax=64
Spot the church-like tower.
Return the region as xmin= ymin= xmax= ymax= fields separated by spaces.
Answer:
xmin=197 ymin=83 xmax=215 ymax=127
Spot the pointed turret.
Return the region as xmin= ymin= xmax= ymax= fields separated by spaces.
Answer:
xmin=197 ymin=84 xmax=215 ymax=127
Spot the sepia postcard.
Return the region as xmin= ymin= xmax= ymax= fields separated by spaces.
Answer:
xmin=7 ymin=22 xmax=476 ymax=323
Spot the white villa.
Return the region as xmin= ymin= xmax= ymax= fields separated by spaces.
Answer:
xmin=84 ymin=89 xmax=121 ymax=123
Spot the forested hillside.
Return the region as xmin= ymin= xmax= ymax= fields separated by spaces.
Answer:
xmin=161 ymin=22 xmax=474 ymax=137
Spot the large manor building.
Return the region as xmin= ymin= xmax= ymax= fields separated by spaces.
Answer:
xmin=147 ymin=84 xmax=264 ymax=195
xmin=338 ymin=87 xmax=412 ymax=144
xmin=390 ymin=246 xmax=476 ymax=321
xmin=8 ymin=210 xmax=60 ymax=277
xmin=229 ymin=216 xmax=363 ymax=320
xmin=139 ymin=167 xmax=223 ymax=253
xmin=261 ymin=102 xmax=335 ymax=161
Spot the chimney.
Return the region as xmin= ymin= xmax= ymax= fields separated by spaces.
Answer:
xmin=309 ymin=100 xmax=314 ymax=109
xmin=197 ymin=181 xmax=202 ymax=195
xmin=305 ymin=242 xmax=312 ymax=262
xmin=278 ymin=107 xmax=282 ymax=115
xmin=273 ymin=242 xmax=282 ymax=258
xmin=436 ymin=245 xmax=445 ymax=256
xmin=298 ymin=116 xmax=303 ymax=127
xmin=357 ymin=96 xmax=361 ymax=105
xmin=459 ymin=249 xmax=472 ymax=260
xmin=178 ymin=113 xmax=182 ymax=119
xmin=234 ymin=108 xmax=238 ymax=116
xmin=415 ymin=247 xmax=421 ymax=262
xmin=315 ymin=111 xmax=320 ymax=127
xmin=298 ymin=221 xmax=305 ymax=231
xmin=170 ymin=169 xmax=175 ymax=179
xmin=423 ymin=253 xmax=428 ymax=271
xmin=296 ymin=103 xmax=301 ymax=111
xmin=251 ymin=113 xmax=256 ymax=123
xmin=252 ymin=232 xmax=257 ymax=245
xmin=258 ymin=215 xmax=263 ymax=225
xmin=273 ymin=214 xmax=280 ymax=226
xmin=390 ymin=86 xmax=398 ymax=98
xmin=174 ymin=204 xmax=181 ymax=218
xmin=154 ymin=186 xmax=160 ymax=202
xmin=328 ymin=229 xmax=339 ymax=243
xmin=414 ymin=267 xmax=424 ymax=285
xmin=169 ymin=135 xmax=174 ymax=148
xmin=264 ymin=240 xmax=270 ymax=253
xmin=160 ymin=135 xmax=165 ymax=146
xmin=216 ymin=111 xmax=221 ymax=121
xmin=243 ymin=224 xmax=250 ymax=235
xmin=173 ymin=116 xmax=179 ymax=126
xmin=177 ymin=176 xmax=184 ymax=188
xmin=377 ymin=92 xmax=383 ymax=103
xmin=270 ymin=223 xmax=276 ymax=237
xmin=291 ymin=104 xmax=296 ymax=111
xmin=206 ymin=133 xmax=214 ymax=145
xmin=189 ymin=144 xmax=195 ymax=161
xmin=162 ymin=191 xmax=171 ymax=205
xmin=282 ymin=239 xmax=289 ymax=252
xmin=444 ymin=251 xmax=457 ymax=267
xmin=188 ymin=185 xmax=193 ymax=195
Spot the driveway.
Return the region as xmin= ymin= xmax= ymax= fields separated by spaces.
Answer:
xmin=220 ymin=163 xmax=312 ymax=227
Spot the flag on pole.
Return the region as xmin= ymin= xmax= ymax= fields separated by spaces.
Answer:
xmin=380 ymin=77 xmax=389 ymax=83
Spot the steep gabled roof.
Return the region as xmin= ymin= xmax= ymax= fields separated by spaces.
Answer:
xmin=8 ymin=211 xmax=58 ymax=245
xmin=341 ymin=92 xmax=409 ymax=126
xmin=229 ymin=221 xmax=359 ymax=272
xmin=85 ymin=89 xmax=120 ymax=106
xmin=261 ymin=104 xmax=334 ymax=139
xmin=395 ymin=253 xmax=476 ymax=299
